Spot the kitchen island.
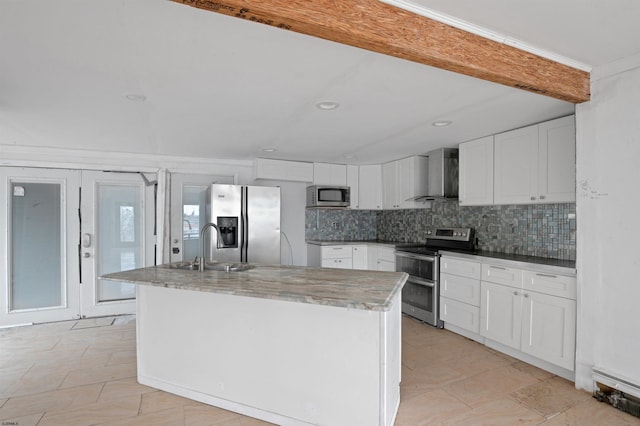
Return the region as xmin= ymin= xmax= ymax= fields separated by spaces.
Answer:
xmin=102 ymin=263 xmax=407 ymax=426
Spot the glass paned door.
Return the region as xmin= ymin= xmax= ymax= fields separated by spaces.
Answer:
xmin=80 ymin=171 xmax=156 ymax=317
xmin=169 ymin=173 xmax=235 ymax=263
xmin=0 ymin=168 xmax=80 ymax=327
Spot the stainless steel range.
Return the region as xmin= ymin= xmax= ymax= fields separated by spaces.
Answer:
xmin=395 ymin=227 xmax=476 ymax=327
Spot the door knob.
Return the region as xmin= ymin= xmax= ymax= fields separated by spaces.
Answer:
xmin=83 ymin=252 xmax=91 ymax=258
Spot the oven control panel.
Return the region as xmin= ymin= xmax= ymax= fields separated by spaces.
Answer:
xmin=425 ymin=227 xmax=474 ymax=242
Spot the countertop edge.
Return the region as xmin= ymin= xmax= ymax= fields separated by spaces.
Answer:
xmin=439 ymin=250 xmax=576 ymax=276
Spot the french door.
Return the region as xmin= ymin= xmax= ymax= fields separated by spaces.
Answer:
xmin=0 ymin=167 xmax=155 ymax=327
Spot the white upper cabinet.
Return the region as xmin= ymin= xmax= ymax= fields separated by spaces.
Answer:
xmin=313 ymin=163 xmax=347 ymax=186
xmin=346 ymin=165 xmax=359 ymax=209
xmin=494 ymin=116 xmax=575 ymax=205
xmin=382 ymin=156 xmax=429 ymax=209
xmin=494 ymin=124 xmax=539 ymax=204
xmin=459 ymin=136 xmax=494 ymax=206
xmin=537 ymin=116 xmax=576 ymax=203
xmin=254 ymin=158 xmax=314 ymax=182
xmin=358 ymin=164 xmax=383 ymax=210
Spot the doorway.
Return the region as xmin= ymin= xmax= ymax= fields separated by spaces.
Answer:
xmin=0 ymin=167 xmax=155 ymax=327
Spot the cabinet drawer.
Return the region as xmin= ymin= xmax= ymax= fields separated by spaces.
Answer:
xmin=482 ymin=264 xmax=523 ymax=288
xmin=523 ymin=271 xmax=576 ymax=300
xmin=440 ymin=297 xmax=480 ymax=334
xmin=321 ymin=246 xmax=353 ymax=259
xmin=440 ymin=273 xmax=481 ymax=306
xmin=377 ymin=247 xmax=396 ymax=262
xmin=321 ymin=258 xmax=353 ymax=269
xmin=440 ymin=257 xmax=481 ymax=279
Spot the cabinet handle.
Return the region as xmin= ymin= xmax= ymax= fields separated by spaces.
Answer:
xmin=540 ymin=195 xmax=546 ymax=200
xmin=490 ymin=266 xmax=507 ymax=270
xmin=536 ymin=273 xmax=557 ymax=278
xmin=530 ymin=196 xmax=536 ymax=201
xmin=513 ymin=291 xmax=519 ymax=296
xmin=523 ymin=293 xmax=529 ymax=298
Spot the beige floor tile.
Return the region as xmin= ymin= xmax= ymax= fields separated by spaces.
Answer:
xmin=10 ymin=369 xmax=70 ymax=398
xmin=38 ymin=394 xmax=141 ymax=426
xmin=98 ymin=377 xmax=157 ymax=402
xmin=0 ymin=369 xmax=29 ymax=399
xmin=395 ymin=388 xmax=472 ymax=425
xmin=401 ymin=360 xmax=466 ymax=395
xmin=184 ymin=403 xmax=250 ymax=425
xmin=444 ymin=364 xmax=540 ymax=407
xmin=108 ymin=348 xmax=137 ymax=365
xmin=541 ymin=397 xmax=640 ymax=425
xmin=511 ymin=360 xmax=556 ymax=381
xmin=139 ymin=389 xmax=198 ymax=414
xmin=0 ymin=412 xmax=44 ymax=426
xmin=102 ymin=406 xmax=185 ymax=426
xmin=443 ymin=349 xmax=514 ymax=377
xmin=59 ymin=361 xmax=137 ymax=389
xmin=0 ymin=383 xmax=103 ymax=420
xmin=511 ymin=376 xmax=592 ymax=418
xmin=445 ymin=397 xmax=546 ymax=425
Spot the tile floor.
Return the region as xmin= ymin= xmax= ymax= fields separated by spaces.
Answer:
xmin=1 ymin=314 xmax=638 ymax=425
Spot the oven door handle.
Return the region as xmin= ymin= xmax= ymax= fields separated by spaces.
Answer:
xmin=395 ymin=251 xmax=437 ymax=262
xmin=407 ymin=277 xmax=435 ymax=288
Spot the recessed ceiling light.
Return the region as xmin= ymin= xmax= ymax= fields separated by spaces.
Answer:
xmin=316 ymin=101 xmax=339 ymax=110
xmin=124 ymin=93 xmax=147 ymax=102
xmin=262 ymin=148 xmax=277 ymax=153
xmin=432 ymin=120 xmax=452 ymax=127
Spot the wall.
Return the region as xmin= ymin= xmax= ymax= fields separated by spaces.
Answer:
xmin=306 ymin=201 xmax=576 ymax=260
xmin=574 ymin=56 xmax=640 ymax=391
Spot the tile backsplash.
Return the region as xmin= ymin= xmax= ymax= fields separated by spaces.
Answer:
xmin=306 ymin=201 xmax=576 ymax=260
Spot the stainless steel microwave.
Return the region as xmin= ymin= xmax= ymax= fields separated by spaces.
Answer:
xmin=306 ymin=185 xmax=350 ymax=207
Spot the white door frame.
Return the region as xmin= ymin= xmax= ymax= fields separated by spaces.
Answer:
xmin=0 ymin=168 xmax=81 ymax=327
xmin=79 ymin=170 xmax=156 ymax=318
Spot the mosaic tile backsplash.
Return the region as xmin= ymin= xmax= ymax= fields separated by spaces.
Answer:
xmin=306 ymin=201 xmax=576 ymax=260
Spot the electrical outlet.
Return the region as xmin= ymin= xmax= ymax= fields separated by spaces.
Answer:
xmin=568 ymin=213 xmax=576 ymax=219
xmin=331 ymin=221 xmax=339 ymax=229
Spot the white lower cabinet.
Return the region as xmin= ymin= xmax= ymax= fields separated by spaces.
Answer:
xmin=307 ymin=243 xmax=394 ymax=272
xmin=375 ymin=247 xmax=396 ymax=271
xmin=439 ymin=256 xmax=482 ymax=334
xmin=440 ymin=253 xmax=577 ymax=377
xmin=352 ymin=245 xmax=368 ymax=270
xmin=479 ymin=261 xmax=576 ymax=372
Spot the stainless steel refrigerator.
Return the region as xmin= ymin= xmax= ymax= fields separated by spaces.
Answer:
xmin=204 ymin=184 xmax=281 ymax=264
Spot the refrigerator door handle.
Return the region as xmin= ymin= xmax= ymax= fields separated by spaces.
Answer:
xmin=241 ymin=186 xmax=248 ymax=263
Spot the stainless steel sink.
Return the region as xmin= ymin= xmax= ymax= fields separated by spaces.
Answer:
xmin=168 ymin=261 xmax=253 ymax=272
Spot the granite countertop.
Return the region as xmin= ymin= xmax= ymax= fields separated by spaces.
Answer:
xmin=439 ymin=249 xmax=576 ymax=275
xmin=102 ymin=263 xmax=408 ymax=312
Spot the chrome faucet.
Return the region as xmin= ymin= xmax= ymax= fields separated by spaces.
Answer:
xmin=199 ymin=223 xmax=223 ymax=271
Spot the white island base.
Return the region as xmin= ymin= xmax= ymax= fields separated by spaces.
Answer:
xmin=136 ymin=285 xmax=401 ymax=425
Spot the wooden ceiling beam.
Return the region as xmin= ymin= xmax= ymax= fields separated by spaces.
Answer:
xmin=172 ymin=0 xmax=590 ymax=103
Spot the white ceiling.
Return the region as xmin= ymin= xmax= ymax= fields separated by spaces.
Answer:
xmin=0 ymin=1 xmax=638 ymax=165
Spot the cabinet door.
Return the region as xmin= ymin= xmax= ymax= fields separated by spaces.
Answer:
xmin=382 ymin=161 xmax=398 ymax=209
xmin=537 ymin=116 xmax=576 ymax=203
xmin=398 ymin=156 xmax=428 ymax=209
xmin=459 ymin=136 xmax=494 ymax=205
xmin=494 ymin=125 xmax=538 ymax=204
xmin=321 ymin=258 xmax=353 ymax=269
xmin=346 ymin=165 xmax=359 ymax=209
xmin=313 ymin=163 xmax=347 ymax=186
xmin=521 ymin=291 xmax=576 ymax=370
xmin=480 ymin=281 xmax=522 ymax=349
xmin=441 ymin=273 xmax=481 ymax=306
xmin=440 ymin=297 xmax=480 ymax=334
xmin=352 ymin=245 xmax=368 ymax=270
xmin=358 ymin=165 xmax=382 ymax=210
xmin=440 ymin=256 xmax=481 ymax=280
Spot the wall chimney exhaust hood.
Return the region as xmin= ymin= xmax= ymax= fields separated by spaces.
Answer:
xmin=410 ymin=148 xmax=458 ymax=201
